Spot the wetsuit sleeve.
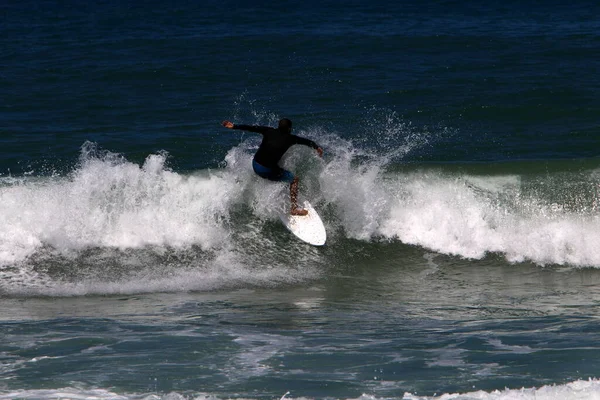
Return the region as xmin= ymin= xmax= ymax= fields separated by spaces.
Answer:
xmin=293 ymin=135 xmax=320 ymax=149
xmin=232 ymin=124 xmax=271 ymax=135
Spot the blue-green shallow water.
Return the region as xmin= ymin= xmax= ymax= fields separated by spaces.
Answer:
xmin=2 ymin=0 xmax=600 ymax=399
xmin=3 ymin=261 xmax=600 ymax=399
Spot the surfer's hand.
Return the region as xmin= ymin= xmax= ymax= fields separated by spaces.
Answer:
xmin=316 ymin=147 xmax=324 ymax=157
xmin=222 ymin=120 xmax=234 ymax=129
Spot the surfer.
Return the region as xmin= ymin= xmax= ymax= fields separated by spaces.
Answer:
xmin=221 ymin=118 xmax=323 ymax=216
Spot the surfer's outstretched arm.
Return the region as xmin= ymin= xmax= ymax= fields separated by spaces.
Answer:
xmin=221 ymin=121 xmax=270 ymax=135
xmin=293 ymin=135 xmax=324 ymax=157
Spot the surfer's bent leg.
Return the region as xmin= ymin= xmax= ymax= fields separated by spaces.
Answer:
xmin=289 ymin=177 xmax=308 ymax=216
xmin=273 ymin=167 xmax=307 ymax=216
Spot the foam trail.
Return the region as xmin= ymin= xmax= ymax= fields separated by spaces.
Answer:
xmin=6 ymin=248 xmax=319 ymax=297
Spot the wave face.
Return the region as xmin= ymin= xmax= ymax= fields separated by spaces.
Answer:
xmin=2 ymin=132 xmax=600 ymax=295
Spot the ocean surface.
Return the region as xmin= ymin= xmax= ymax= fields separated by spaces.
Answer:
xmin=2 ymin=1 xmax=600 ymax=399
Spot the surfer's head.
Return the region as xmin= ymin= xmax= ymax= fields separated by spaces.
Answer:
xmin=278 ymin=118 xmax=292 ymax=134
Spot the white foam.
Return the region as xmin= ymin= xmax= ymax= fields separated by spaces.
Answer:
xmin=0 ymin=142 xmax=325 ymax=295
xmin=378 ymin=171 xmax=600 ymax=266
xmin=299 ymin=123 xmax=600 ymax=267
xmin=0 ymin=143 xmax=240 ymax=266
xmin=402 ymin=378 xmax=600 ymax=400
xmin=3 ymin=123 xmax=600 ymax=297
xmin=1 ymin=244 xmax=321 ymax=297
xmin=0 ymin=378 xmax=599 ymax=399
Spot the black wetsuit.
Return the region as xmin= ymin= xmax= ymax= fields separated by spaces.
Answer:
xmin=232 ymin=124 xmax=319 ymax=169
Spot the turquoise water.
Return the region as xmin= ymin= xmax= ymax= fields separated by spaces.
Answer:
xmin=2 ymin=1 xmax=600 ymax=399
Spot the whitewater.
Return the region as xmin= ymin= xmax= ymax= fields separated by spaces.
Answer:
xmin=1 ymin=378 xmax=600 ymax=399
xmin=2 ymin=130 xmax=600 ymax=288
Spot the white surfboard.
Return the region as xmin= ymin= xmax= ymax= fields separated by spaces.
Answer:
xmin=279 ymin=200 xmax=326 ymax=246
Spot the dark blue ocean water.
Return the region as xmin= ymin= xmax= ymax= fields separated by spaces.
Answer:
xmin=2 ymin=1 xmax=600 ymax=399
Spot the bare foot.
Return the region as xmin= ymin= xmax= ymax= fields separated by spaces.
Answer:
xmin=291 ymin=208 xmax=308 ymax=216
